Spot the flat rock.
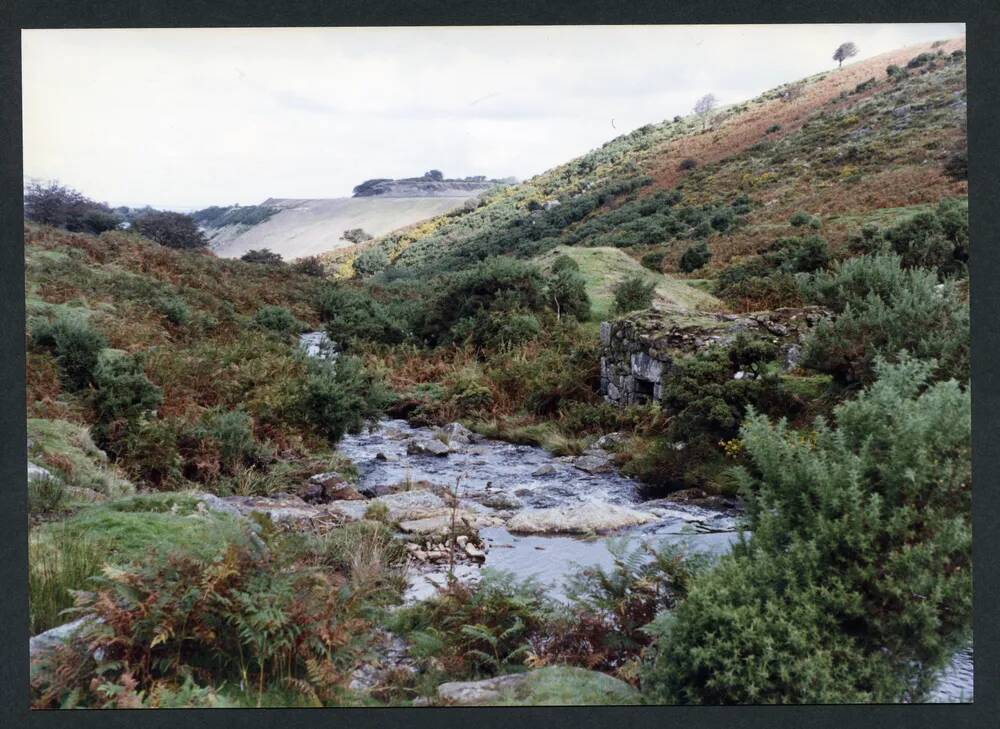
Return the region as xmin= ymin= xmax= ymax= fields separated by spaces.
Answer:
xmin=435 ymin=667 xmax=639 ymax=706
xmin=572 ymin=453 xmax=613 ymax=474
xmin=531 ymin=464 xmax=557 ymax=477
xmin=506 ymin=501 xmax=658 ymax=535
xmin=437 ymin=674 xmax=529 ymax=705
xmin=406 ymin=439 xmax=451 ymax=457
xmin=397 ymin=512 xmax=500 ymax=536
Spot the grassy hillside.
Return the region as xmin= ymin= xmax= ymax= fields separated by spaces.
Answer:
xmin=534 ymin=245 xmax=721 ymax=320
xmin=348 ymin=38 xmax=965 ymax=289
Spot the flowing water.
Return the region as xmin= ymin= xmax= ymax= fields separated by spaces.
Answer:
xmin=303 ymin=333 xmax=973 ymax=702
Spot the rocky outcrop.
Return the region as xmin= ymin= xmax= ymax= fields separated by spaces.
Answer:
xmin=406 ymin=439 xmax=452 ymax=457
xmin=600 ymin=306 xmax=828 ymax=406
xmin=506 ymin=501 xmax=658 ymax=535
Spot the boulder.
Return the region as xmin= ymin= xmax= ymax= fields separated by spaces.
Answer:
xmin=27 ymin=462 xmax=53 ymax=482
xmin=437 ymin=422 xmax=477 ymax=445
xmin=397 ymin=512 xmax=500 ymax=536
xmin=436 ymin=667 xmax=639 ymax=706
xmin=531 ymin=464 xmax=557 ymax=477
xmin=593 ymin=432 xmax=628 ymax=451
xmin=506 ymin=502 xmax=658 ymax=535
xmin=572 ymin=453 xmax=613 ymax=474
xmin=30 ymin=616 xmax=96 ymax=659
xmin=406 ymin=439 xmax=451 ymax=457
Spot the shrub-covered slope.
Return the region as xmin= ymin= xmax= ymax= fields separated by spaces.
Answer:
xmin=349 ymin=38 xmax=965 ymax=284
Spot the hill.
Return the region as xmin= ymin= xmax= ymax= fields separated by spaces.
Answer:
xmin=205 ymin=196 xmax=481 ymax=260
xmin=351 ymin=37 xmax=965 ymax=287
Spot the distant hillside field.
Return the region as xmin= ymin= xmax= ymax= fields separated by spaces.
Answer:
xmin=208 ymin=195 xmax=478 ymax=260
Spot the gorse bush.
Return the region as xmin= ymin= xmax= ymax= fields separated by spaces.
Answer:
xmin=802 ymin=252 xmax=969 ymax=384
xmin=317 ymin=285 xmax=407 ymax=347
xmin=252 ymin=305 xmax=305 ymax=337
xmin=31 ymin=313 xmax=108 ymax=391
xmin=642 ymin=357 xmax=971 ymax=703
xmin=290 ymin=256 xmax=326 ymax=277
xmin=298 ymin=356 xmax=391 ymax=441
xmin=611 ymin=275 xmax=656 ymax=315
xmin=353 ymin=246 xmax=390 ymax=278
xmin=881 ymin=199 xmax=968 ymax=279
xmin=184 ymin=407 xmax=272 ymax=479
xmin=679 ymin=242 xmax=711 ymax=273
xmin=92 ymin=349 xmax=163 ymax=436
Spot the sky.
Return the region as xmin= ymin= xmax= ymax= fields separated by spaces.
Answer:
xmin=22 ymin=23 xmax=964 ymax=210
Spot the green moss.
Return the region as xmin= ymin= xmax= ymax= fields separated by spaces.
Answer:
xmin=490 ymin=667 xmax=639 ymax=706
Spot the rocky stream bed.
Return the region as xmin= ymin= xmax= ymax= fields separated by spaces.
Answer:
xmin=27 ymin=333 xmax=974 ymax=704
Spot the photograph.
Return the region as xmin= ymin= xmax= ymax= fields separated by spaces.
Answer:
xmin=21 ymin=23 xmax=971 ymax=708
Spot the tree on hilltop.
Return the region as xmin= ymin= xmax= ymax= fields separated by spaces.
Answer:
xmin=833 ymin=41 xmax=859 ymax=68
xmin=694 ymin=93 xmax=717 ymax=131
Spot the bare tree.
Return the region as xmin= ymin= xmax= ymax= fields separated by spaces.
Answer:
xmin=693 ymin=93 xmax=717 ymax=131
xmin=833 ymin=42 xmax=859 ymax=69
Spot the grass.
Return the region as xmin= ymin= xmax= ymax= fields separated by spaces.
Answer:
xmin=29 ymin=525 xmax=105 ymax=634
xmin=28 ymin=418 xmax=134 ymax=497
xmin=36 ymin=492 xmax=250 ymax=564
xmin=535 ymin=245 xmax=723 ymax=319
xmin=469 ymin=417 xmax=590 ymax=456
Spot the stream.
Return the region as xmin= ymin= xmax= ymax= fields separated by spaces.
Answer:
xmin=325 ymin=332 xmax=972 ymax=702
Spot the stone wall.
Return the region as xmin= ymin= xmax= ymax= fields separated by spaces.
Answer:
xmin=599 ymin=307 xmax=827 ymax=407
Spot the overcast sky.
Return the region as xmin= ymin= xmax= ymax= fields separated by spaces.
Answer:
xmin=22 ymin=24 xmax=964 ymax=210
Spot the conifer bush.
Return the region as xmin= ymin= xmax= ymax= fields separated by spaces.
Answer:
xmin=252 ymin=305 xmax=305 ymax=336
xmin=642 ymin=357 xmax=971 ymax=704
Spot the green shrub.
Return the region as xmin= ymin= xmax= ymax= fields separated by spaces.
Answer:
xmin=133 ymin=211 xmax=208 ymax=249
xmin=765 ymin=124 xmax=781 ymax=134
xmin=31 ymin=313 xmax=108 ymax=390
xmin=678 ymin=158 xmax=697 ymax=171
xmin=550 ymin=254 xmax=580 ymax=274
xmin=640 ymin=251 xmax=665 ymax=271
xmin=316 ymin=285 xmax=407 ymax=347
xmin=186 ymin=408 xmax=272 ymax=478
xmin=353 ymin=246 xmax=390 ymax=277
xmin=290 ymin=256 xmax=326 ymax=277
xmin=679 ymin=242 xmax=711 ymax=273
xmin=155 ymin=296 xmax=191 ymax=326
xmin=944 ymin=151 xmax=967 ymax=181
xmin=886 ymin=64 xmax=908 ymax=81
xmin=789 ymin=210 xmax=813 ymax=227
xmin=252 ymin=305 xmax=305 ymax=336
xmin=611 ymin=275 xmax=656 ymax=315
xmin=884 ymin=200 xmax=968 ymax=278
xmin=92 ymin=349 xmax=163 ymax=443
xmin=298 ymin=356 xmax=391 ymax=441
xmin=642 ymin=357 xmax=971 ymax=703
xmin=802 ymin=253 xmax=969 ymax=384
xmin=907 ymin=52 xmax=935 ymax=69
xmin=240 ymin=248 xmax=283 ymax=265
xmin=546 ymin=266 xmax=591 ymax=322
xmin=24 ymin=181 xmax=123 ymax=234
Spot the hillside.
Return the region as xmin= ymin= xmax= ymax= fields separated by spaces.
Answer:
xmin=204 ymin=195 xmax=479 ymax=260
xmin=25 ymin=36 xmax=971 ymax=709
xmin=352 ymin=37 xmax=965 ymax=286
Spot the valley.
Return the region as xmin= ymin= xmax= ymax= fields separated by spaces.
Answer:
xmin=25 ymin=34 xmax=970 ymax=708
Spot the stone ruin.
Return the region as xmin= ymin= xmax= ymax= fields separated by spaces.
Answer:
xmin=599 ymin=306 xmax=828 ymax=407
